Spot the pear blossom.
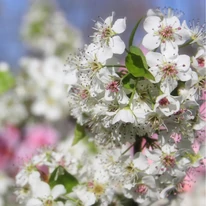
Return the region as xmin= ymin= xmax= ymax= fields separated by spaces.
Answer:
xmin=26 ymin=181 xmax=66 ymax=206
xmin=154 ymin=94 xmax=180 ymax=116
xmin=191 ymin=46 xmax=206 ymax=72
xmin=92 ymin=12 xmax=126 ymax=57
xmin=96 ymin=67 xmax=129 ymax=104
xmin=130 ymin=176 xmax=158 ymax=204
xmin=182 ymin=20 xmax=206 ymax=46
xmin=142 ymin=14 xmax=189 ymax=56
xmin=146 ymin=51 xmax=192 ymax=93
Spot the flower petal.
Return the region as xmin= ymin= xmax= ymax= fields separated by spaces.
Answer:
xmin=112 ymin=108 xmax=135 ymax=124
xmin=142 ymin=34 xmax=160 ymax=50
xmin=146 ymin=52 xmax=163 ymax=67
xmin=112 ymin=18 xmax=126 ymax=34
xmin=26 ymin=198 xmax=42 ymax=206
xmin=160 ymin=41 xmax=178 ymax=58
xmin=51 ymin=185 xmax=66 ymax=199
xmin=143 ymin=16 xmax=161 ymax=33
xmin=104 ymin=12 xmax=114 ymax=25
xmin=32 ymin=181 xmax=50 ymax=198
xmin=162 ymin=16 xmax=180 ymax=28
xmin=109 ymin=36 xmax=125 ymax=54
xmin=176 ymin=55 xmax=190 ymax=71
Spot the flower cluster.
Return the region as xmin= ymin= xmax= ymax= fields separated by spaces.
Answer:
xmin=21 ymin=0 xmax=82 ymax=59
xmin=14 ymin=7 xmax=206 ymax=206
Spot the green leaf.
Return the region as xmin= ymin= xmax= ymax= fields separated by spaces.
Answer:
xmin=0 ymin=70 xmax=15 ymax=95
xmin=125 ymin=52 xmax=146 ymax=77
xmin=125 ymin=46 xmax=155 ymax=81
xmin=122 ymin=73 xmax=136 ymax=90
xmin=129 ymin=46 xmax=148 ymax=70
xmin=72 ymin=123 xmax=86 ymax=146
xmin=144 ymin=69 xmax=155 ymax=81
xmin=128 ymin=17 xmax=144 ymax=47
xmin=49 ymin=166 xmax=79 ymax=193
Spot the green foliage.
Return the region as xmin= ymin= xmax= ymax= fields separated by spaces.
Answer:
xmin=125 ymin=46 xmax=154 ymax=81
xmin=49 ymin=166 xmax=79 ymax=193
xmin=122 ymin=73 xmax=136 ymax=90
xmin=72 ymin=123 xmax=86 ymax=146
xmin=0 ymin=70 xmax=15 ymax=95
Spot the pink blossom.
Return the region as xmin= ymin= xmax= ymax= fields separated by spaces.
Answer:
xmin=15 ymin=124 xmax=59 ymax=165
xmin=0 ymin=125 xmax=21 ymax=170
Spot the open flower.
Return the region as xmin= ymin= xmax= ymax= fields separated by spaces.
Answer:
xmin=142 ymin=15 xmax=189 ymax=56
xmin=92 ymin=12 xmax=126 ymax=57
xmin=146 ymin=51 xmax=192 ymax=93
xmin=26 ymin=181 xmax=66 ymax=206
xmin=154 ymin=94 xmax=180 ymax=116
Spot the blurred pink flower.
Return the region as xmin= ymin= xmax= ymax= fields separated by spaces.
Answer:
xmin=15 ymin=124 xmax=59 ymax=163
xmin=0 ymin=125 xmax=21 ymax=170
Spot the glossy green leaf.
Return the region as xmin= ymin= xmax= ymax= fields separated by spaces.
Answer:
xmin=125 ymin=52 xmax=146 ymax=77
xmin=122 ymin=73 xmax=136 ymax=90
xmin=129 ymin=46 xmax=148 ymax=70
xmin=0 ymin=70 xmax=15 ymax=95
xmin=125 ymin=46 xmax=155 ymax=81
xmin=72 ymin=123 xmax=86 ymax=146
xmin=49 ymin=166 xmax=79 ymax=193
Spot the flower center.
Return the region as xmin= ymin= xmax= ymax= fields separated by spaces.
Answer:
xmin=125 ymin=162 xmax=135 ymax=173
xmin=197 ymin=57 xmax=205 ymax=68
xmin=101 ymin=27 xmax=114 ymax=39
xmin=88 ymin=181 xmax=105 ymax=196
xmin=106 ymin=81 xmax=119 ymax=92
xmin=44 ymin=200 xmax=52 ymax=206
xmin=89 ymin=60 xmax=102 ymax=71
xmin=159 ymin=97 xmax=170 ymax=106
xmin=159 ymin=26 xmax=174 ymax=42
xmin=161 ymin=64 xmax=178 ymax=78
xmin=162 ymin=155 xmax=176 ymax=168
xmin=135 ymin=184 xmax=148 ymax=195
xmin=79 ymin=89 xmax=89 ymax=100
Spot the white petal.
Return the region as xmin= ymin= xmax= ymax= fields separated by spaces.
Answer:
xmin=142 ymin=34 xmax=160 ymax=50
xmin=177 ymin=69 xmax=192 ymax=81
xmin=160 ymin=78 xmax=177 ymax=94
xmin=109 ymin=36 xmax=125 ymax=54
xmin=142 ymin=176 xmax=156 ymax=188
xmin=32 ymin=181 xmax=50 ymax=198
xmin=104 ymin=12 xmax=114 ymax=25
xmin=117 ymin=90 xmax=129 ymax=104
xmin=51 ymin=185 xmax=66 ymax=199
xmin=143 ymin=16 xmax=161 ymax=33
xmin=146 ymin=52 xmax=163 ymax=67
xmin=112 ymin=108 xmax=135 ymax=124
xmin=163 ymin=16 xmax=180 ymax=28
xmin=96 ymin=47 xmax=112 ymax=62
xmin=26 ymin=198 xmax=42 ymax=206
xmin=104 ymin=90 xmax=115 ymax=101
xmin=112 ymin=18 xmax=126 ymax=34
xmin=148 ymin=67 xmax=162 ymax=83
xmin=160 ymin=41 xmax=178 ymax=58
xmin=175 ymin=28 xmax=189 ymax=45
xmin=176 ymin=55 xmax=190 ymax=71
xmin=133 ymin=153 xmax=148 ymax=170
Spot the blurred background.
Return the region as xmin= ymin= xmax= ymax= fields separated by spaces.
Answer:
xmin=0 ymin=0 xmax=205 ymax=71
